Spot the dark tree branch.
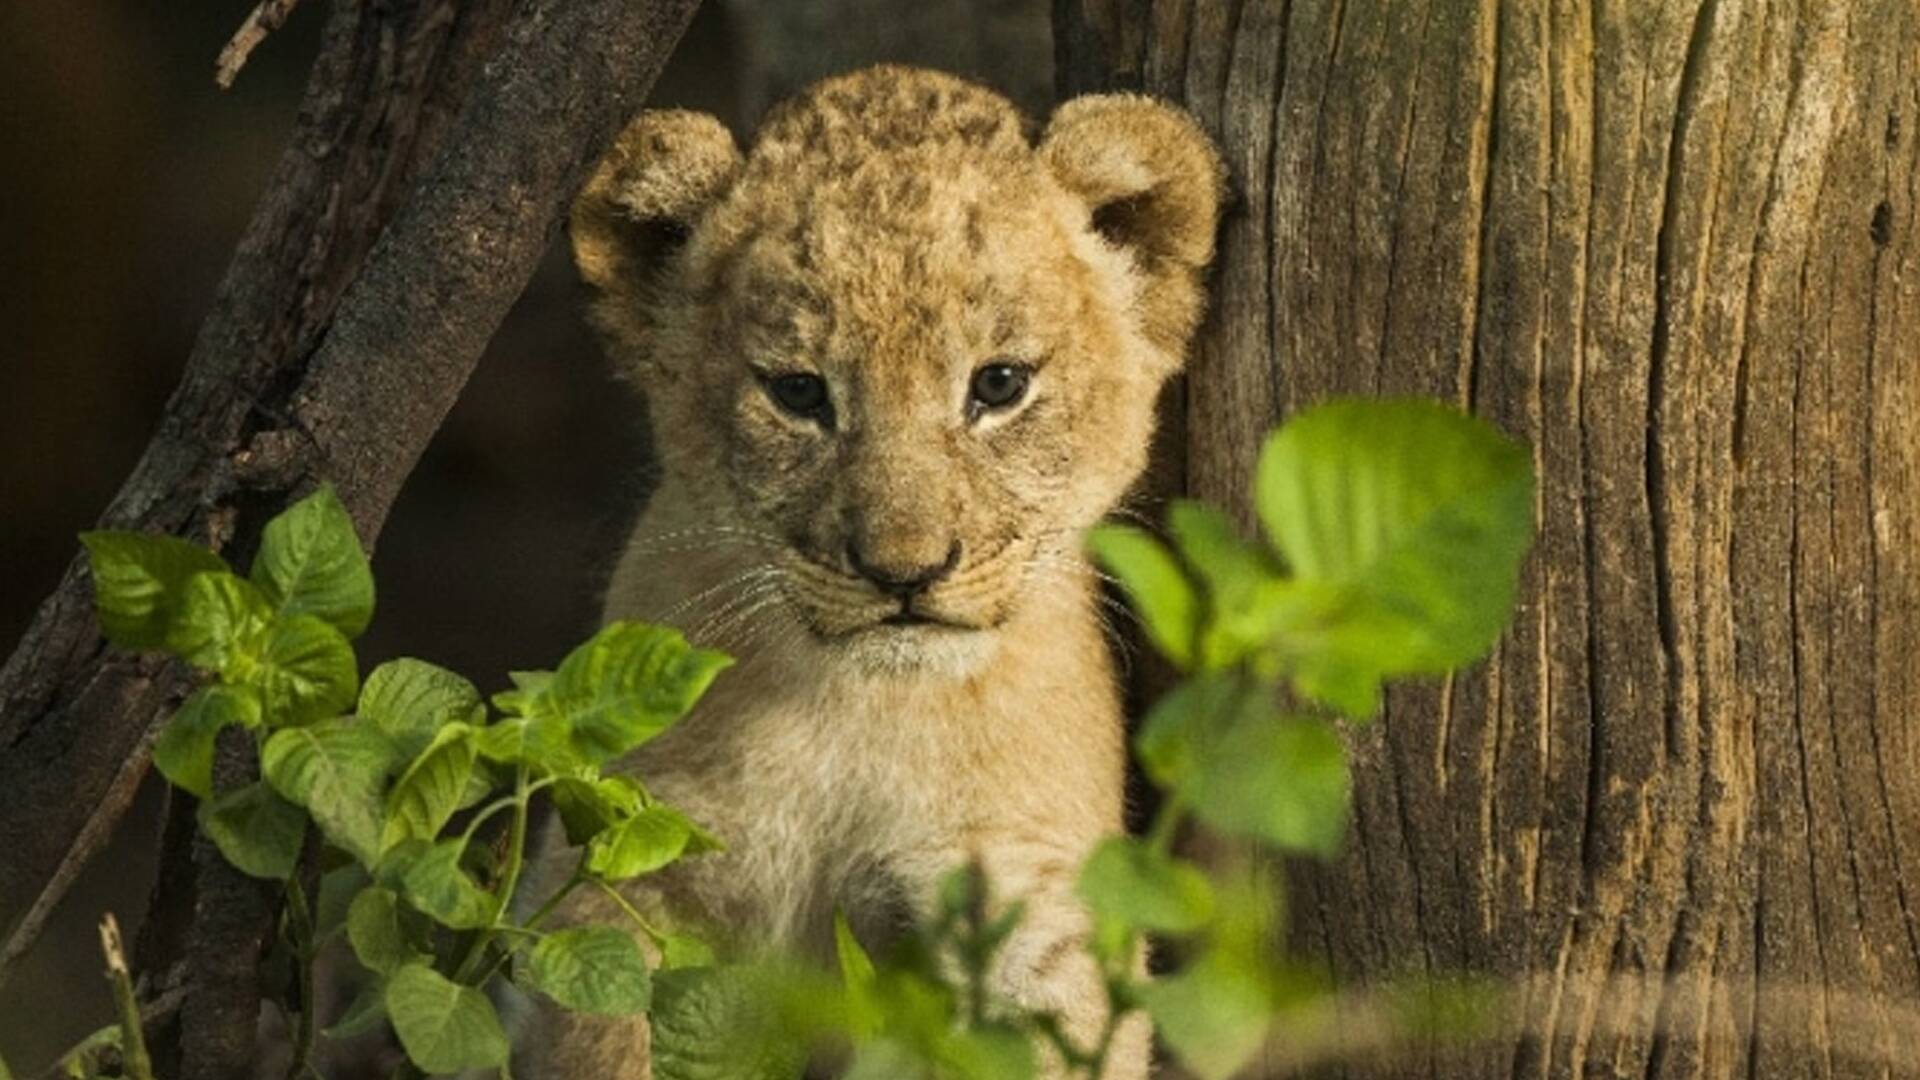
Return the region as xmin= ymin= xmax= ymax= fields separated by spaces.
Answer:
xmin=214 ymin=0 xmax=306 ymax=89
xmin=175 ymin=737 xmax=278 ymax=1080
xmin=0 ymin=7 xmax=704 ymax=1062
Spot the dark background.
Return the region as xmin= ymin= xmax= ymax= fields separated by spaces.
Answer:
xmin=0 ymin=0 xmax=1046 ymax=1066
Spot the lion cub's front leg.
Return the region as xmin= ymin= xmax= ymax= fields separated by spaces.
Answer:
xmin=984 ymin=891 xmax=1151 ymax=1080
xmin=913 ymin=844 xmax=1149 ymax=1080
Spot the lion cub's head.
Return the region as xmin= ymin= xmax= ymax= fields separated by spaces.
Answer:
xmin=574 ymin=66 xmax=1222 ymax=674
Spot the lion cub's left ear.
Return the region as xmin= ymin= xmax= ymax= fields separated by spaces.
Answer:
xmin=1040 ymin=94 xmax=1225 ymax=364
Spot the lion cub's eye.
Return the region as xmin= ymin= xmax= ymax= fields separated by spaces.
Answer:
xmin=763 ymin=372 xmax=833 ymax=426
xmin=968 ymin=362 xmax=1032 ymax=417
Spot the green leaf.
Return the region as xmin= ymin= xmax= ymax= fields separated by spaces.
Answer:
xmin=1166 ymin=501 xmax=1297 ymax=669
xmin=346 ymin=886 xmax=425 ymax=976
xmin=1136 ymin=951 xmax=1273 ymax=1080
xmin=942 ymin=1026 xmax=1037 ymax=1080
xmin=472 ymin=715 xmax=577 ymax=772
xmin=587 ymin=804 xmax=718 ymax=881
xmin=385 ymin=962 xmax=509 ymax=1074
xmin=523 ymin=926 xmax=653 ymax=1015
xmin=381 ymin=723 xmax=476 ymax=851
xmin=373 ymin=839 xmax=431 ymax=889
xmin=1077 ymin=837 xmax=1214 ymax=936
xmin=1255 ymin=398 xmax=1535 ymax=714
xmin=843 ymin=1041 xmax=922 ymax=1080
xmin=172 ymin=571 xmax=272 ymax=673
xmin=1260 ymin=584 xmax=1395 ymax=717
xmin=1086 ymin=524 xmax=1199 ymax=669
xmin=197 ymin=781 xmax=306 ymax=880
xmin=491 ymin=670 xmax=554 ymax=716
xmin=1133 ymin=673 xmax=1242 ymax=789
xmin=650 ymin=967 xmax=806 ymax=1080
xmin=326 ymin=978 xmax=388 ymax=1039
xmin=153 ymin=686 xmax=261 ymax=799
xmin=659 ymin=932 xmax=716 ymax=971
xmin=1190 ymin=714 xmax=1350 ymax=857
xmin=359 ymin=659 xmax=483 ymax=761
xmin=316 ymin=862 xmax=372 ymax=940
xmin=251 ymin=485 xmax=375 ymax=638
xmin=1166 ymin=501 xmax=1273 ymax=597
xmin=52 ymin=1023 xmax=121 ymax=1080
xmin=262 ymin=720 xmax=394 ymax=867
xmin=549 ymin=774 xmax=646 ymax=846
xmin=80 ymin=531 xmax=230 ymax=650
xmin=533 ymin=623 xmax=732 ymax=764
xmin=399 ymin=840 xmax=494 ymax=930
xmin=834 ymin=912 xmax=876 ymax=991
xmin=834 ymin=912 xmax=880 ymax=1040
xmin=248 ymin=614 xmax=359 ymax=725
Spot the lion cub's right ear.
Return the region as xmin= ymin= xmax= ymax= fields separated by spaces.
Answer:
xmin=570 ymin=111 xmax=742 ymax=335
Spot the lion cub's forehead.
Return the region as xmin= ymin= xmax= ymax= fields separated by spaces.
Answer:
xmin=753 ymin=65 xmax=1032 ymax=164
xmin=687 ymin=71 xmax=1086 ymax=373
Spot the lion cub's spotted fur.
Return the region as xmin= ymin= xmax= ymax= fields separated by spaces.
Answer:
xmin=527 ymin=66 xmax=1222 ymax=1078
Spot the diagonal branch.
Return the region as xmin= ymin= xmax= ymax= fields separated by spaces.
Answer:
xmin=214 ymin=0 xmax=306 ymax=89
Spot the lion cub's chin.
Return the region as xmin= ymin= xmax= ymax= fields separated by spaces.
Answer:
xmin=823 ymin=621 xmax=1001 ymax=679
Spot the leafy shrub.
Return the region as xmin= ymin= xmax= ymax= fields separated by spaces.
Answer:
xmin=64 ymin=396 xmax=1533 ymax=1079
xmin=80 ymin=488 xmax=729 ymax=1077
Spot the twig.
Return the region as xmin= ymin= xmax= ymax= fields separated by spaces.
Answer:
xmin=0 ymin=727 xmax=156 ymax=990
xmin=99 ymin=914 xmax=155 ymax=1080
xmin=214 ymin=0 xmax=305 ymax=89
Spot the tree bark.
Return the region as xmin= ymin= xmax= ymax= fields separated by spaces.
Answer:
xmin=0 ymin=0 xmax=703 ymax=1047
xmin=725 ymin=0 xmax=1053 ymax=122
xmin=1060 ymin=1 xmax=1920 ymax=1076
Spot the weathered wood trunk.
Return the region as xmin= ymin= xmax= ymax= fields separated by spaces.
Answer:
xmin=1060 ymin=0 xmax=1920 ymax=1075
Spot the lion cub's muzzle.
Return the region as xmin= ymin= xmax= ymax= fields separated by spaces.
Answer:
xmin=847 ymin=538 xmax=962 ymax=626
xmin=776 ymin=536 xmax=1025 ymax=640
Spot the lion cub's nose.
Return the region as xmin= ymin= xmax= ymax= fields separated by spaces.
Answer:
xmin=847 ymin=539 xmax=962 ymax=598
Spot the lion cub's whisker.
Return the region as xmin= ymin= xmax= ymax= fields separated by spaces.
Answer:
xmin=657 ymin=565 xmax=781 ymax=625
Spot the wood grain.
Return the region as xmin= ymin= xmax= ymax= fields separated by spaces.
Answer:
xmin=1061 ymin=0 xmax=1920 ymax=1074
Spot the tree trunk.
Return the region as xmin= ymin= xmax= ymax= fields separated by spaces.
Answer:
xmin=725 ymin=0 xmax=1053 ymax=121
xmin=0 ymin=0 xmax=701 ymax=1066
xmin=1060 ymin=1 xmax=1920 ymax=1075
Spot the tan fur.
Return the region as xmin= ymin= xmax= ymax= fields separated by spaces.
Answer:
xmin=527 ymin=66 xmax=1222 ymax=1078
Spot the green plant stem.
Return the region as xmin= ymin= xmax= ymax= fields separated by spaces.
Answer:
xmin=97 ymin=914 xmax=154 ymax=1080
xmin=453 ymin=763 xmax=533 ymax=984
xmin=522 ymin=868 xmax=587 ymax=932
xmin=962 ymin=919 xmax=988 ymax=1029
xmin=458 ymin=774 xmax=557 ymax=847
xmin=283 ymin=878 xmax=319 ymax=1080
xmin=1031 ymin=1013 xmax=1097 ymax=1074
xmin=590 ymin=878 xmax=667 ymax=947
xmin=1145 ymin=789 xmax=1187 ymax=859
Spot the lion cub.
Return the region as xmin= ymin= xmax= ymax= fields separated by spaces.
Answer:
xmin=528 ymin=66 xmax=1221 ymax=1077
